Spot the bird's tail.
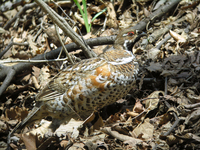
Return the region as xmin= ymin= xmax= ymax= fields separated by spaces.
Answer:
xmin=7 ymin=106 xmax=40 ymax=144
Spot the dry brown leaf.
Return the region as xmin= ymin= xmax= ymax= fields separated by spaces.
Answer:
xmin=112 ymin=125 xmax=129 ymax=135
xmin=82 ymin=112 xmax=104 ymax=135
xmin=21 ymin=74 xmax=31 ymax=83
xmin=185 ymin=11 xmax=195 ymax=24
xmin=13 ymin=37 xmax=23 ymax=43
xmin=165 ymin=135 xmax=181 ymax=145
xmin=147 ymin=48 xmax=161 ymax=60
xmin=146 ymin=62 xmax=162 ymax=72
xmin=0 ymin=120 xmax=8 ymax=132
xmin=5 ymin=84 xmax=17 ymax=94
xmin=32 ymin=66 xmax=41 ymax=79
xmin=145 ymin=91 xmax=164 ymax=111
xmin=104 ymin=113 xmax=120 ymax=125
xmin=143 ymin=7 xmax=150 ymax=17
xmin=105 ymin=2 xmax=118 ymax=28
xmin=150 ymin=108 xmax=174 ymax=126
xmin=186 ymin=89 xmax=200 ymax=103
xmin=27 ymin=34 xmax=39 ymax=57
xmin=161 ymin=70 xmax=179 ymax=77
xmin=21 ymin=132 xmax=37 ymax=150
xmin=60 ymin=140 xmax=70 ymax=149
xmin=131 ymin=118 xmax=154 ymax=140
xmin=31 ymin=76 xmax=40 ymax=89
xmin=5 ymin=106 xmax=28 ymax=121
xmin=169 ymin=30 xmax=187 ymax=43
xmin=9 ymin=143 xmax=19 ymax=150
xmin=175 ymin=133 xmax=200 ymax=143
xmin=184 ymin=108 xmax=200 ymax=125
xmin=126 ymin=111 xmax=139 ymax=117
xmin=91 ymin=114 xmax=104 ymax=130
xmin=133 ymin=101 xmax=145 ymax=113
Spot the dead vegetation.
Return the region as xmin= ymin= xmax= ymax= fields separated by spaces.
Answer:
xmin=0 ymin=0 xmax=200 ymax=149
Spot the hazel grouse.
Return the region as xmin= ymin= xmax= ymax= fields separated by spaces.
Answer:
xmin=9 ymin=27 xmax=144 ymax=136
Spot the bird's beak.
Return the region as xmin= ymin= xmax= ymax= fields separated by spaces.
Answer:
xmin=125 ymin=31 xmax=146 ymax=51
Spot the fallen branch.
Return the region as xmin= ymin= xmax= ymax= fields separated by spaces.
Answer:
xmin=0 ymin=36 xmax=116 ymax=97
xmin=101 ymin=127 xmax=143 ymax=146
xmin=0 ymin=0 xmax=181 ymax=97
xmin=35 ymin=0 xmax=96 ymax=58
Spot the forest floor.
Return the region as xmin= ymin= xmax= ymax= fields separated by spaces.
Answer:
xmin=0 ymin=0 xmax=200 ymax=149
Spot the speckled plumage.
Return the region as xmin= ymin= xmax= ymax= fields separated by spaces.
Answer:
xmin=11 ymin=28 xmax=140 ymax=133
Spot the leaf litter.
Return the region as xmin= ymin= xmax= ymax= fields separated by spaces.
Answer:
xmin=0 ymin=0 xmax=200 ymax=149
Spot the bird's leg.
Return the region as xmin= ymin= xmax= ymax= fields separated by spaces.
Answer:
xmin=49 ymin=119 xmax=64 ymax=132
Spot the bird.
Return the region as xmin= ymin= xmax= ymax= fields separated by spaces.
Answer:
xmin=9 ymin=27 xmax=144 ymax=137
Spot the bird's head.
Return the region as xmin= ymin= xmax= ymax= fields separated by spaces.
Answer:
xmin=114 ymin=28 xmax=146 ymax=51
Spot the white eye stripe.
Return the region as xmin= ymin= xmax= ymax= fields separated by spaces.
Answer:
xmin=123 ymin=31 xmax=135 ymax=37
xmin=123 ymin=33 xmax=128 ymax=37
xmin=136 ymin=30 xmax=140 ymax=34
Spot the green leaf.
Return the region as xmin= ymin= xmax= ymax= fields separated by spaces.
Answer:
xmin=73 ymin=0 xmax=90 ymax=33
xmin=89 ymin=8 xmax=107 ymax=31
xmin=73 ymin=1 xmax=107 ymax=33
xmin=82 ymin=0 xmax=89 ymax=33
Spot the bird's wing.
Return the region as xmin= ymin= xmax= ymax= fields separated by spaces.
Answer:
xmin=35 ymin=57 xmax=107 ymax=102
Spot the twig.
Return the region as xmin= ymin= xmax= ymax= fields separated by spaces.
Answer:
xmin=156 ymin=34 xmax=172 ymax=49
xmin=0 ymin=0 xmax=182 ymax=97
xmin=3 ymin=3 xmax=37 ymax=30
xmin=34 ymin=0 xmax=97 ymax=58
xmin=160 ymin=97 xmax=181 ymax=137
xmin=0 ymin=0 xmax=27 ymax=12
xmin=133 ymin=0 xmax=181 ymax=31
xmin=0 ymin=37 xmax=29 ymax=59
xmin=164 ymin=77 xmax=168 ymax=95
xmin=0 ymin=65 xmax=16 ymax=96
xmin=51 ymin=1 xmax=90 ymax=53
xmin=55 ymin=24 xmax=74 ymax=64
xmin=101 ymin=12 xmax=108 ymax=32
xmin=33 ymin=17 xmax=45 ymax=42
xmin=161 ymin=77 xmax=180 ymax=136
xmin=51 ymin=1 xmax=76 ymax=26
xmin=0 ymin=35 xmax=116 ymax=97
xmin=184 ymin=102 xmax=200 ymax=109
xmin=101 ymin=127 xmax=143 ymax=143
xmin=0 ymin=58 xmax=69 ymax=64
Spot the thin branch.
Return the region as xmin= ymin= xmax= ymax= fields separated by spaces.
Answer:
xmin=0 ymin=0 xmax=182 ymax=97
xmin=161 ymin=77 xmax=180 ymax=136
xmin=0 ymin=37 xmax=29 ymax=59
xmin=55 ymin=24 xmax=74 ymax=64
xmin=3 ymin=3 xmax=37 ymax=30
xmin=0 ymin=66 xmax=15 ymax=96
xmin=0 ymin=58 xmax=69 ymax=64
xmin=133 ymin=0 xmax=181 ymax=31
xmin=0 ymin=36 xmax=116 ymax=97
xmin=34 ymin=0 xmax=97 ymax=58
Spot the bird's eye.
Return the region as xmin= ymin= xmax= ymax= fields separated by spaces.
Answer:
xmin=128 ymin=31 xmax=134 ymax=36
